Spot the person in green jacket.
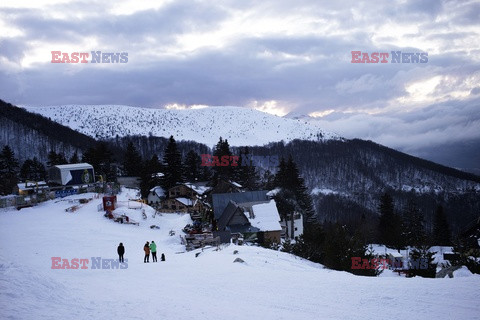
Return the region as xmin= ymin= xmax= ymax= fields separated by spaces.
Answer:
xmin=150 ymin=241 xmax=157 ymax=262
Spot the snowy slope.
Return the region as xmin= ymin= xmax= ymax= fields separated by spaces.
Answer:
xmin=1 ymin=189 xmax=480 ymax=319
xmin=21 ymin=105 xmax=338 ymax=147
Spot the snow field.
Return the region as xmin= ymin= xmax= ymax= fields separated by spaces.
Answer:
xmin=1 ymin=189 xmax=479 ymax=319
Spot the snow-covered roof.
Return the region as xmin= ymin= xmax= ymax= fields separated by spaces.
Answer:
xmin=149 ymin=186 xmax=165 ymax=198
xmin=230 ymin=181 xmax=242 ymax=188
xmin=176 ymin=197 xmax=194 ymax=206
xmin=247 ymin=200 xmax=282 ymax=232
xmin=183 ymin=182 xmax=211 ymax=195
xmin=388 ymin=252 xmax=403 ymax=258
xmin=266 ymin=188 xmax=280 ymax=197
xmin=53 ymin=163 xmax=93 ymax=170
xmin=17 ymin=181 xmax=48 ymax=190
xmin=151 ymin=172 xmax=165 ymax=178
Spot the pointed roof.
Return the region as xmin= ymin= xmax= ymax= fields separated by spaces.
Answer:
xmin=212 ymin=190 xmax=269 ymax=219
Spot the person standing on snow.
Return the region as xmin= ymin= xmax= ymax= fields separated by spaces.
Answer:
xmin=117 ymin=242 xmax=125 ymax=263
xmin=150 ymin=241 xmax=157 ymax=262
xmin=144 ymin=241 xmax=150 ymax=263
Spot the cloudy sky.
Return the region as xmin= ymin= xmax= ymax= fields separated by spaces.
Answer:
xmin=1 ymin=0 xmax=479 ymax=170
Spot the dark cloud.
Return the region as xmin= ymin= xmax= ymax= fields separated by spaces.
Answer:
xmin=0 ymin=0 xmax=479 ymax=170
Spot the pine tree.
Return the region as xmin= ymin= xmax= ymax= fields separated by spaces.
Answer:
xmin=273 ymin=157 xmax=287 ymax=188
xmin=402 ymin=200 xmax=426 ymax=247
xmin=378 ymin=193 xmax=403 ymax=249
xmin=183 ymin=150 xmax=201 ymax=182
xmin=281 ymin=238 xmax=293 ymax=253
xmin=432 ymin=205 xmax=451 ymax=246
xmin=140 ymin=154 xmax=163 ymax=198
xmin=20 ymin=157 xmax=46 ymax=181
xmin=322 ymin=224 xmax=351 ymax=271
xmin=47 ymin=150 xmax=67 ymax=167
xmin=234 ymin=147 xmax=258 ymax=190
xmin=82 ymin=143 xmax=116 ymax=182
xmin=123 ymin=141 xmax=143 ymax=176
xmin=212 ymin=137 xmax=233 ymax=180
xmin=161 ymin=136 xmax=183 ymax=190
xmin=408 ymin=245 xmax=437 ymax=278
xmin=272 ymin=155 xmax=315 ymax=235
xmin=0 ymin=145 xmax=19 ymax=195
xmin=69 ymin=151 xmax=80 ymax=164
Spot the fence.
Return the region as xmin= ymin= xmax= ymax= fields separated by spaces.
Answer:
xmin=0 ymin=182 xmax=120 ymax=210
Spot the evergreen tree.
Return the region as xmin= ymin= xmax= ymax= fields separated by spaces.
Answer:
xmin=20 ymin=157 xmax=46 ymax=181
xmin=402 ymin=201 xmax=426 ymax=247
xmin=183 ymin=150 xmax=201 ymax=182
xmin=273 ymin=157 xmax=287 ymax=188
xmin=123 ymin=141 xmax=143 ymax=176
xmin=432 ymin=205 xmax=451 ymax=246
xmin=47 ymin=150 xmax=67 ymax=167
xmin=281 ymin=238 xmax=293 ymax=253
xmin=408 ymin=245 xmax=437 ymax=278
xmin=234 ymin=147 xmax=258 ymax=190
xmin=292 ymin=223 xmax=324 ymax=263
xmin=0 ymin=145 xmax=19 ymax=195
xmin=69 ymin=151 xmax=80 ymax=164
xmin=161 ymin=136 xmax=183 ymax=190
xmin=212 ymin=137 xmax=233 ymax=180
xmin=140 ymin=154 xmax=163 ymax=198
xmin=378 ymin=193 xmax=403 ymax=249
xmin=261 ymin=169 xmax=275 ymax=190
xmin=82 ymin=143 xmax=116 ymax=182
xmin=273 ymin=155 xmax=315 ymax=222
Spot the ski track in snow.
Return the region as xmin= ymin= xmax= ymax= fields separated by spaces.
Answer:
xmin=0 ymin=189 xmax=479 ymax=319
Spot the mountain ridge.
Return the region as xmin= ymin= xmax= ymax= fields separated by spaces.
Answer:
xmin=21 ymin=104 xmax=338 ymax=147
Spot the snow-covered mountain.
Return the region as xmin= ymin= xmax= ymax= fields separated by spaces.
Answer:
xmin=22 ymin=105 xmax=338 ymax=147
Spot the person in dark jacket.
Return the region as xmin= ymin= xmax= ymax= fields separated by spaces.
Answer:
xmin=144 ymin=241 xmax=150 ymax=263
xmin=117 ymin=243 xmax=125 ymax=263
xmin=161 ymin=253 xmax=165 ymax=261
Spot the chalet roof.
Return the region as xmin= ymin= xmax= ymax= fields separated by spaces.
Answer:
xmin=247 ymin=200 xmax=282 ymax=232
xmin=149 ymin=186 xmax=165 ymax=198
xmin=183 ymin=181 xmax=211 ymax=195
xmin=217 ymin=201 xmax=260 ymax=233
xmin=217 ymin=201 xmax=239 ymax=231
xmin=212 ymin=190 xmax=269 ymax=220
xmin=176 ymin=197 xmax=195 ymax=206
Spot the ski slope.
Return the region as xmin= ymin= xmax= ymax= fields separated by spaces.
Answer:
xmin=1 ymin=189 xmax=479 ymax=319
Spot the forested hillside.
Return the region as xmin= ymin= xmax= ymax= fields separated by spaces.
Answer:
xmin=2 ymin=101 xmax=479 ymax=232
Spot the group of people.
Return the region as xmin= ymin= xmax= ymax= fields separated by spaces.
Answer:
xmin=143 ymin=241 xmax=165 ymax=263
xmin=116 ymin=241 xmax=165 ymax=263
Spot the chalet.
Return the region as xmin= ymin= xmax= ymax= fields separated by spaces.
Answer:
xmin=160 ymin=182 xmax=210 ymax=214
xmin=280 ymin=212 xmax=304 ymax=240
xmin=212 ymin=190 xmax=269 ymax=221
xmin=161 ymin=197 xmax=205 ymax=213
xmin=147 ymin=186 xmax=165 ymax=206
xmin=167 ymin=182 xmax=211 ymax=199
xmin=208 ymin=178 xmax=243 ymax=196
xmin=212 ymin=191 xmax=282 ymax=244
